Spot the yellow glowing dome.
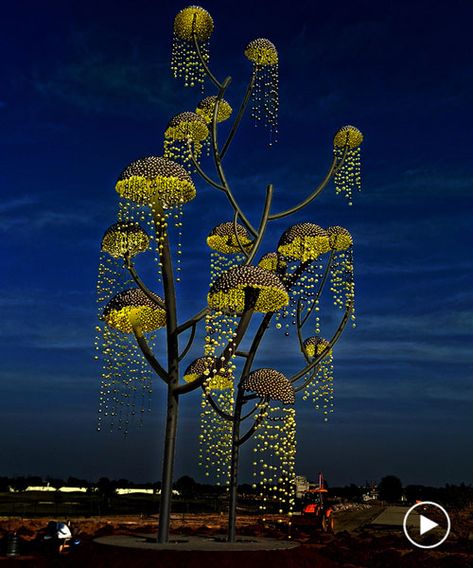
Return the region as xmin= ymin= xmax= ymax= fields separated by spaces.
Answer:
xmin=242 ymin=368 xmax=295 ymax=404
xmin=207 ymin=222 xmax=252 ymax=254
xmin=101 ymin=222 xmax=149 ymax=259
xmin=103 ymin=288 xmax=166 ymax=333
xmin=327 ymin=226 xmax=353 ymax=251
xmin=165 ymin=112 xmax=209 ymax=142
xmin=115 ymin=156 xmax=196 ymax=207
xmin=258 ymin=252 xmax=286 ymax=272
xmin=333 ymin=125 xmax=363 ymax=149
xmin=303 ymin=336 xmax=332 ymax=358
xmin=244 ymin=38 xmax=278 ymax=66
xmin=278 ymin=223 xmax=330 ymax=262
xmin=183 ymin=356 xmax=233 ymax=390
xmin=208 ymin=266 xmax=289 ymax=313
xmin=196 ymin=96 xmax=233 ymax=123
xmin=173 ymin=5 xmax=214 ymax=42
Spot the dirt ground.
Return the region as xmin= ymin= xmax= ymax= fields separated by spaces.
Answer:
xmin=1 ymin=508 xmax=472 ymax=567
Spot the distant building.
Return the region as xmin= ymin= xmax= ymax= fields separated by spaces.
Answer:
xmin=295 ymin=476 xmax=310 ymax=499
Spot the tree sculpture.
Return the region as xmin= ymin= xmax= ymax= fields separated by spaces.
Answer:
xmin=95 ymin=5 xmax=363 ymax=544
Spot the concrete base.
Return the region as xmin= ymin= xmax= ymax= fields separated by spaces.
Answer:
xmin=95 ymin=534 xmax=300 ymax=552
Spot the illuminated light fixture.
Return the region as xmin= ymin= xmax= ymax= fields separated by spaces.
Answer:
xmin=208 ymin=265 xmax=289 ymax=313
xmin=277 ymin=223 xmax=330 ymax=262
xmin=244 ymin=38 xmax=279 ymax=145
xmin=333 ymin=125 xmax=363 ymax=205
xmin=327 ymin=226 xmax=353 ymax=251
xmin=303 ymin=336 xmax=332 ymax=358
xmin=207 ymin=222 xmax=252 ymax=254
xmin=115 ymin=156 xmax=196 ymax=208
xmin=101 ymin=222 xmax=149 ymax=259
xmin=103 ymin=288 xmax=166 ymax=333
xmin=242 ymin=368 xmax=295 ymax=404
xmin=164 ymin=112 xmax=209 ymax=165
xmin=172 ymin=5 xmax=214 ymax=88
xmin=196 ymin=96 xmax=233 ymax=123
xmin=184 ymin=356 xmax=233 ymax=390
xmin=258 ymin=252 xmax=286 ymax=272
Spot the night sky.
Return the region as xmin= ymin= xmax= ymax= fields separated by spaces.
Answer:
xmin=1 ymin=0 xmax=472 ymax=487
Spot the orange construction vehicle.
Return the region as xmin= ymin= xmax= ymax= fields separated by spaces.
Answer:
xmin=302 ymin=472 xmax=334 ymax=532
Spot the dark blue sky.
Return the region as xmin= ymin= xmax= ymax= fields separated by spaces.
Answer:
xmin=1 ymin=0 xmax=472 ymax=486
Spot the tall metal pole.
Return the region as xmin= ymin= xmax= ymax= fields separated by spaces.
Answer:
xmin=227 ymin=389 xmax=243 ymax=542
xmin=151 ymin=198 xmax=180 ymax=544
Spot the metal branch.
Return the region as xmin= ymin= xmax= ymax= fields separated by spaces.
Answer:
xmin=294 ymin=367 xmax=319 ymax=394
xmin=237 ymin=400 xmax=269 ymax=446
xmin=233 ymin=210 xmax=250 ymax=258
xmin=244 ymin=184 xmax=273 ymax=265
xmin=296 ymin=299 xmax=311 ymax=363
xmin=192 ymin=31 xmax=223 ymax=89
xmin=221 ymin=72 xmax=256 ymax=159
xmin=174 ymin=289 xmax=258 ymax=396
xmin=176 ymin=307 xmax=210 ymax=335
xmin=268 ymin=150 xmax=348 ymax=221
xmin=241 ymin=398 xmax=264 ymax=421
xmin=290 ymin=302 xmax=353 ymax=384
xmin=203 ymin=389 xmax=234 ymax=421
xmin=301 ymin=251 xmax=334 ymax=326
xmin=211 ymin=80 xmax=258 ymax=238
xmin=124 ymin=255 xmax=166 ymax=310
xmin=178 ymin=323 xmax=197 ymax=362
xmin=188 ymin=140 xmax=226 ymax=191
xmin=132 ymin=324 xmax=169 ymax=383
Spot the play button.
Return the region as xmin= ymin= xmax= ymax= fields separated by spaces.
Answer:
xmin=403 ymin=501 xmax=451 ymax=549
xmin=420 ymin=514 xmax=438 ymax=536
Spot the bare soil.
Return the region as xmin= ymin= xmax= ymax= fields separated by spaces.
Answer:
xmin=0 ymin=508 xmax=472 ymax=567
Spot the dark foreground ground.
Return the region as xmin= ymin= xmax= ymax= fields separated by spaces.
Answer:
xmin=1 ymin=507 xmax=472 ymax=567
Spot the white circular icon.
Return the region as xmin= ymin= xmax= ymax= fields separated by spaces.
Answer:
xmin=403 ymin=501 xmax=451 ymax=549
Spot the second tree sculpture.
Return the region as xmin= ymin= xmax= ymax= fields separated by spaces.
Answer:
xmin=95 ymin=5 xmax=362 ymax=544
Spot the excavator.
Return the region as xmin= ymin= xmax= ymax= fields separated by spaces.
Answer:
xmin=301 ymin=472 xmax=334 ymax=532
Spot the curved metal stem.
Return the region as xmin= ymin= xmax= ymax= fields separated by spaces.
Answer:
xmin=301 ymin=251 xmax=334 ymax=326
xmin=211 ymin=79 xmax=258 ymax=238
xmin=221 ymin=72 xmax=256 ymax=159
xmin=178 ymin=323 xmax=197 ymax=362
xmin=132 ymin=325 xmax=169 ymax=383
xmin=203 ymin=389 xmax=234 ymax=421
xmin=188 ymin=140 xmax=226 ymax=191
xmin=124 ymin=255 xmax=166 ymax=310
xmin=290 ymin=302 xmax=353 ymax=384
xmin=176 ymin=307 xmax=210 ymax=335
xmin=244 ymin=184 xmax=273 ymax=265
xmin=233 ymin=210 xmax=250 ymax=258
xmin=241 ymin=397 xmax=264 ymax=421
xmin=237 ymin=401 xmax=269 ymax=446
xmin=192 ymin=31 xmax=223 ymax=89
xmin=174 ymin=289 xmax=258 ymax=396
xmin=268 ymin=151 xmax=348 ymax=220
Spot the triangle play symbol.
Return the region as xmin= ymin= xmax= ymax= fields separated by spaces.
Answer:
xmin=420 ymin=515 xmax=438 ymax=536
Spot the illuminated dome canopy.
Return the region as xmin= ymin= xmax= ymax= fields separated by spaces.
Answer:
xmin=327 ymin=226 xmax=353 ymax=251
xmin=115 ymin=156 xmax=196 ymax=207
xmin=183 ymin=356 xmax=233 ymax=390
xmin=103 ymin=288 xmax=166 ymax=333
xmin=258 ymin=252 xmax=286 ymax=272
xmin=196 ymin=96 xmax=232 ymax=123
xmin=208 ymin=266 xmax=289 ymax=313
xmin=242 ymin=368 xmax=295 ymax=404
xmin=101 ymin=222 xmax=149 ymax=259
xmin=207 ymin=222 xmax=252 ymax=254
xmin=303 ymin=336 xmax=332 ymax=358
xmin=244 ymin=38 xmax=278 ymax=66
xmin=165 ymin=112 xmax=209 ymax=142
xmin=333 ymin=125 xmax=363 ymax=149
xmin=277 ymin=223 xmax=330 ymax=261
xmin=173 ymin=5 xmax=214 ymax=42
